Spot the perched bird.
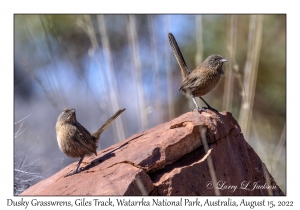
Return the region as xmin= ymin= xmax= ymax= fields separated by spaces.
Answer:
xmin=55 ymin=107 xmax=125 ymax=177
xmin=168 ymin=33 xmax=227 ymax=111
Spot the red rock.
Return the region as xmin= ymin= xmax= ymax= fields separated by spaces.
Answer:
xmin=20 ymin=111 xmax=284 ymax=196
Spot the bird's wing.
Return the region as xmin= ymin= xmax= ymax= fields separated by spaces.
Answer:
xmin=179 ymin=67 xmax=206 ymax=93
xmin=168 ymin=33 xmax=190 ymax=79
xmin=179 ymin=73 xmax=198 ymax=92
xmin=74 ymin=122 xmax=97 ymax=156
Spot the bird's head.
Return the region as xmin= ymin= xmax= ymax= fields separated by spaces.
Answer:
xmin=57 ymin=107 xmax=77 ymax=124
xmin=205 ymin=54 xmax=227 ymax=74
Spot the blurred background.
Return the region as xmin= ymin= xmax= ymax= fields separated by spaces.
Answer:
xmin=14 ymin=14 xmax=286 ymax=194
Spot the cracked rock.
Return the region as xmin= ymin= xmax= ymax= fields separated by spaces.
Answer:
xmin=20 ymin=111 xmax=284 ymax=196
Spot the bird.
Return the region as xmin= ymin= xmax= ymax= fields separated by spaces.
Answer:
xmin=55 ymin=107 xmax=126 ymax=177
xmin=168 ymin=33 xmax=227 ymax=112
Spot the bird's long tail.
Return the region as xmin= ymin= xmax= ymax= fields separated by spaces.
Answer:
xmin=168 ymin=33 xmax=190 ymax=79
xmin=92 ymin=108 xmax=126 ymax=141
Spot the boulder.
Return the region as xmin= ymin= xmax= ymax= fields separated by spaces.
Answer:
xmin=20 ymin=111 xmax=284 ymax=196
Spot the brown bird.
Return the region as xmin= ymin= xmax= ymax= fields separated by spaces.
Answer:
xmin=55 ymin=107 xmax=125 ymax=177
xmin=168 ymin=33 xmax=227 ymax=112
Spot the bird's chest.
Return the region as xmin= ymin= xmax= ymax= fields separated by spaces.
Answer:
xmin=204 ymin=73 xmax=221 ymax=89
xmin=56 ymin=123 xmax=77 ymax=150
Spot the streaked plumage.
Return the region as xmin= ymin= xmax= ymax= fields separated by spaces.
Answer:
xmin=56 ymin=107 xmax=125 ymax=177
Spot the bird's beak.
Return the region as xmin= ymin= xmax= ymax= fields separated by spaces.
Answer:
xmin=221 ymin=58 xmax=227 ymax=63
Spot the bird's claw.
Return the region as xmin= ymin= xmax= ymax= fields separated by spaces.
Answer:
xmin=193 ymin=106 xmax=218 ymax=113
xmin=193 ymin=107 xmax=206 ymax=112
xmin=203 ymin=107 xmax=218 ymax=113
xmin=64 ymin=169 xmax=79 ymax=178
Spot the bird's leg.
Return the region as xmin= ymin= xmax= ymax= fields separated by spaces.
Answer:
xmin=192 ymin=97 xmax=201 ymax=111
xmin=64 ymin=157 xmax=84 ymax=178
xmin=199 ymin=97 xmax=218 ymax=112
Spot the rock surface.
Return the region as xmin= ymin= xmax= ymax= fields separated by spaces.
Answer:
xmin=20 ymin=110 xmax=284 ymax=196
